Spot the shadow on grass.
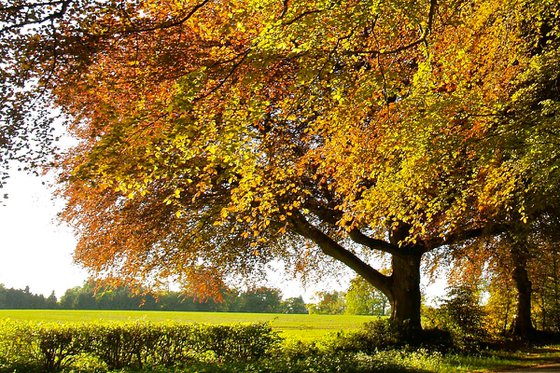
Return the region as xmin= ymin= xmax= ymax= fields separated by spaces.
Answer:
xmin=362 ymin=367 xmax=434 ymax=373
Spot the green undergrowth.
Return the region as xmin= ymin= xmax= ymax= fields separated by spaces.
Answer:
xmin=95 ymin=343 xmax=560 ymax=373
xmin=0 ymin=320 xmax=280 ymax=372
xmin=0 ymin=318 xmax=559 ymax=372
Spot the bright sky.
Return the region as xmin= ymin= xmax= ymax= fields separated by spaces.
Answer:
xmin=0 ymin=169 xmax=87 ymax=298
xmin=0 ymin=166 xmax=445 ymax=302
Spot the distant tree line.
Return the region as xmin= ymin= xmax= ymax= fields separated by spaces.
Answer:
xmin=59 ymin=283 xmax=308 ymax=314
xmin=0 ymin=279 xmax=391 ymax=316
xmin=0 ymin=283 xmax=308 ymax=313
xmin=0 ymin=280 xmax=467 ymax=321
xmin=0 ymin=285 xmax=57 ymax=309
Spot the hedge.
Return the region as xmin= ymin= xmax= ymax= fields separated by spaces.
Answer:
xmin=0 ymin=320 xmax=280 ymax=371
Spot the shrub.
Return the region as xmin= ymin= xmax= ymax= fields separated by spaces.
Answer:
xmin=0 ymin=320 xmax=280 ymax=371
xmin=203 ymin=323 xmax=281 ymax=362
xmin=0 ymin=320 xmax=37 ymax=371
xmin=242 ymin=341 xmax=447 ymax=373
xmin=84 ymin=322 xmax=151 ymax=369
xmin=424 ymin=286 xmax=488 ymax=350
xmin=328 ymin=318 xmax=455 ymax=355
xmin=329 ymin=319 xmax=402 ymax=353
xmin=144 ymin=323 xmax=200 ymax=366
xmin=35 ymin=323 xmax=87 ymax=371
xmin=0 ymin=321 xmax=90 ymax=372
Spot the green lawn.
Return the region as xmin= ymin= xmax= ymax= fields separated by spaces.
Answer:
xmin=0 ymin=310 xmax=377 ymax=341
xmin=1 ymin=310 xmax=560 ymax=372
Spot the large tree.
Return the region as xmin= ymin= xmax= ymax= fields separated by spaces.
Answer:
xmin=3 ymin=0 xmax=558 ymax=334
xmin=455 ymin=0 xmax=560 ymax=338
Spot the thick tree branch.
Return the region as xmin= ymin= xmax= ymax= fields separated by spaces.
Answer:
xmin=348 ymin=228 xmax=408 ymax=256
xmin=303 ymin=199 xmax=341 ymax=225
xmin=279 ymin=0 xmax=290 ymax=19
xmin=427 ymin=223 xmax=507 ymax=249
xmin=289 ymin=212 xmax=392 ymax=297
xmin=303 ymin=199 xmax=420 ymax=256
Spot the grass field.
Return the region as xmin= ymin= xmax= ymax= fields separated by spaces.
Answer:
xmin=0 ymin=310 xmax=377 ymax=341
xmin=1 ymin=310 xmax=560 ymax=372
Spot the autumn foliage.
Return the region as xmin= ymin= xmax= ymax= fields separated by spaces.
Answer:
xmin=1 ymin=0 xmax=559 ymax=334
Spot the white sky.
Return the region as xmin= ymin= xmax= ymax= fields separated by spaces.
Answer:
xmin=0 ymin=169 xmax=87 ymax=298
xmin=0 ymin=167 xmax=445 ymax=302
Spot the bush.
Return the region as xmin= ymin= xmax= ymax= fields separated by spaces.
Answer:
xmin=0 ymin=320 xmax=93 ymax=372
xmin=0 ymin=320 xmax=280 ymax=371
xmin=35 ymin=324 xmax=87 ymax=371
xmin=84 ymin=323 xmax=151 ymax=369
xmin=0 ymin=320 xmax=38 ymax=371
xmin=328 ymin=319 xmax=402 ymax=353
xmin=203 ymin=323 xmax=281 ymax=362
xmin=424 ymin=286 xmax=488 ymax=351
xmin=325 ymin=318 xmax=456 ymax=356
xmin=240 ymin=340 xmax=447 ymax=373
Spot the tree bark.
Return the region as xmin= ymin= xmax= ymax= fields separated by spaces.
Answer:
xmin=510 ymin=242 xmax=536 ymax=339
xmin=289 ymin=213 xmax=425 ymax=333
xmin=388 ymin=252 xmax=423 ymax=333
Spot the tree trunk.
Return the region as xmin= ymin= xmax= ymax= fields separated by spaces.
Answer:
xmin=510 ymin=243 xmax=535 ymax=339
xmin=553 ymin=253 xmax=560 ymax=331
xmin=289 ymin=214 xmax=424 ymax=334
xmin=503 ymin=296 xmax=511 ymax=335
xmin=388 ymin=252 xmax=423 ymax=333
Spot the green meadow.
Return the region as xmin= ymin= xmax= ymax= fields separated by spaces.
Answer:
xmin=0 ymin=310 xmax=376 ymax=341
xmin=1 ymin=310 xmax=560 ymax=372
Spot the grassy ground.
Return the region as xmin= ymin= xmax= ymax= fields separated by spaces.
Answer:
xmin=427 ymin=347 xmax=560 ymax=372
xmin=0 ymin=309 xmax=376 ymax=341
xmin=1 ymin=310 xmax=559 ymax=372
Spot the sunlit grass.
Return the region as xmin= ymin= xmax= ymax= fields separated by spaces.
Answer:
xmin=436 ymin=347 xmax=560 ymax=372
xmin=0 ymin=310 xmax=377 ymax=341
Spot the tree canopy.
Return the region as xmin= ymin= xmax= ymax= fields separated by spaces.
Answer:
xmin=2 ymin=0 xmax=559 ymax=333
